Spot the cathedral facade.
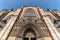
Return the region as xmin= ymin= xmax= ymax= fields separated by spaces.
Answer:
xmin=0 ymin=6 xmax=60 ymax=40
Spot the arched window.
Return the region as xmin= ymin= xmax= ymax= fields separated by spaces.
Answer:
xmin=25 ymin=8 xmax=35 ymax=13
xmin=24 ymin=8 xmax=36 ymax=17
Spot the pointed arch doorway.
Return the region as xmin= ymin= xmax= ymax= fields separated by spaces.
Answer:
xmin=23 ymin=28 xmax=36 ymax=40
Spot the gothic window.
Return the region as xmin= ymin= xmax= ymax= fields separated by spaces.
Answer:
xmin=24 ymin=8 xmax=36 ymax=17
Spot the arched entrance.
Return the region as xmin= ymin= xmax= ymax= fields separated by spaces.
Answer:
xmin=23 ymin=28 xmax=36 ymax=40
xmin=17 ymin=24 xmax=41 ymax=40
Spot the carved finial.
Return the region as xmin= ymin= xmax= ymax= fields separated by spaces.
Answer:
xmin=21 ymin=5 xmax=24 ymax=8
xmin=36 ymin=6 xmax=39 ymax=9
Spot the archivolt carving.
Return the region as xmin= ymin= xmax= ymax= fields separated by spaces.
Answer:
xmin=17 ymin=23 xmax=41 ymax=38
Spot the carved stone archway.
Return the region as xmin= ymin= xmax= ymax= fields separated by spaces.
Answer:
xmin=23 ymin=28 xmax=36 ymax=40
xmin=16 ymin=23 xmax=41 ymax=40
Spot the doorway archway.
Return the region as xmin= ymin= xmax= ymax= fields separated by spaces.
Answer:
xmin=23 ymin=28 xmax=36 ymax=40
xmin=17 ymin=23 xmax=41 ymax=40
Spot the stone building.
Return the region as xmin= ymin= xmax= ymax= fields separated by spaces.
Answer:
xmin=0 ymin=6 xmax=60 ymax=40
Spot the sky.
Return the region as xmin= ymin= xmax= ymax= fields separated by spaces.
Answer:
xmin=0 ymin=0 xmax=60 ymax=11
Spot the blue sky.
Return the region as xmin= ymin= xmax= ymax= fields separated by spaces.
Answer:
xmin=0 ymin=0 xmax=60 ymax=11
